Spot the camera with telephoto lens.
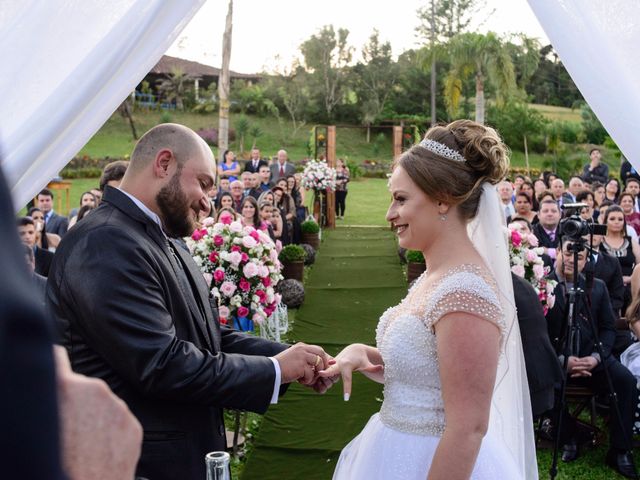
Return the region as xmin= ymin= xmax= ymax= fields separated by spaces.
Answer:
xmin=558 ymin=203 xmax=607 ymax=240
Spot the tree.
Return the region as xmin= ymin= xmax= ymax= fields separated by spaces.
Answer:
xmin=353 ymin=30 xmax=398 ymax=141
xmin=118 ymin=95 xmax=138 ymax=140
xmin=265 ymin=63 xmax=310 ymax=137
xmin=300 ymin=25 xmax=353 ymax=121
xmin=444 ymin=32 xmax=516 ymax=124
xmin=505 ymin=34 xmax=540 ymax=96
xmin=155 ymin=67 xmax=196 ymax=111
xmin=218 ymin=0 xmax=233 ymax=156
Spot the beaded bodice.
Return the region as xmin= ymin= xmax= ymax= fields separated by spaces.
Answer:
xmin=375 ymin=264 xmax=505 ymax=436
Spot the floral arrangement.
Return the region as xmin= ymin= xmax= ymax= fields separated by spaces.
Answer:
xmin=187 ymin=214 xmax=283 ymax=327
xmin=301 ymin=160 xmax=337 ymax=191
xmin=508 ymin=226 xmax=558 ymax=315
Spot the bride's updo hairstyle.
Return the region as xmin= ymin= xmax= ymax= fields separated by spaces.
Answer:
xmin=394 ymin=119 xmax=509 ymax=221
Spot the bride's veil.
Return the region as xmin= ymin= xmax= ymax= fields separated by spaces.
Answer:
xmin=467 ymin=182 xmax=538 ymax=480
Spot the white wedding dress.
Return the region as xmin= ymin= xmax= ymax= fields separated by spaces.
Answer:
xmin=333 ymin=264 xmax=522 ymax=479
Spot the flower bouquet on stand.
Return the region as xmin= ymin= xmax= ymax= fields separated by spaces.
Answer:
xmin=187 ymin=214 xmax=283 ymax=332
xmin=507 ymin=226 xmax=558 ymax=315
xmin=301 ymin=160 xmax=336 ymax=228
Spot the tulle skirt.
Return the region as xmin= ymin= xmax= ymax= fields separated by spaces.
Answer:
xmin=333 ymin=413 xmax=521 ymax=480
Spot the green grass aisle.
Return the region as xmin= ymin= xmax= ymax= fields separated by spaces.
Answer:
xmin=241 ymin=227 xmax=406 ymax=480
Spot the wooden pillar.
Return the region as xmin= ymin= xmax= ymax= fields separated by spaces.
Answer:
xmin=326 ymin=125 xmax=336 ymax=229
xmin=393 ymin=126 xmax=403 ymax=159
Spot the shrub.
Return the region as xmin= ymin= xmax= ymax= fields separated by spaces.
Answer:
xmin=581 ymin=103 xmax=608 ymax=145
xmin=195 ymin=128 xmax=236 ymax=147
xmin=159 ymin=111 xmax=173 ymax=124
xmin=405 ymin=250 xmax=425 ymax=263
xmin=300 ymin=220 xmax=320 ymax=234
xmin=279 ymin=244 xmax=307 ymax=263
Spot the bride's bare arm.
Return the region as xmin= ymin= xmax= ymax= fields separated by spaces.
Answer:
xmin=317 ymin=343 xmax=385 ymax=398
xmin=427 ymin=312 xmax=500 ymax=480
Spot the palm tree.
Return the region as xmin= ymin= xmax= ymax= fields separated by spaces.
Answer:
xmin=156 ymin=67 xmax=196 ymax=111
xmin=444 ymin=32 xmax=516 ymax=124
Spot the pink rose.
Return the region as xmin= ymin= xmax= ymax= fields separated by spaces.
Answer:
xmin=242 ymin=236 xmax=257 ymax=249
xmin=229 ymin=221 xmax=243 ymax=233
xmin=525 ymin=249 xmax=538 ymax=263
xmin=209 ymin=251 xmax=219 ymax=263
xmin=220 ymin=281 xmax=237 ymax=297
xmin=252 ymin=312 xmax=265 ymax=325
xmin=228 ymin=251 xmax=242 ymax=267
xmin=511 ymin=264 xmax=525 ymax=277
xmin=191 ymin=229 xmax=205 ymax=241
xmin=213 ymin=268 xmax=225 ymax=283
xmin=243 ymin=262 xmax=259 ymax=278
xmin=510 ymin=229 xmax=522 ymax=247
xmin=532 ymin=264 xmax=545 ymax=280
xmin=239 ymin=278 xmax=251 ymax=293
xmin=237 ymin=306 xmax=249 ymax=318
xmin=231 ymin=245 xmax=242 ymax=253
xmin=256 ymin=289 xmax=267 ymax=303
xmin=250 ymin=230 xmax=260 ymax=241
xmin=241 ymin=252 xmax=249 ymax=263
xmin=202 ymin=217 xmax=215 ymax=227
xmin=213 ymin=235 xmax=224 ymax=247
xmin=262 ymin=276 xmax=271 ymax=287
xmin=220 ymin=213 xmax=233 ymax=225
xmin=218 ymin=305 xmax=230 ymax=320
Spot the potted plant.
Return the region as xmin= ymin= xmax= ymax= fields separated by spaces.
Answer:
xmin=279 ymin=244 xmax=307 ymax=282
xmin=406 ymin=250 xmax=426 ymax=284
xmin=300 ymin=220 xmax=320 ymax=249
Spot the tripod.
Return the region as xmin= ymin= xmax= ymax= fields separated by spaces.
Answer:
xmin=549 ymin=240 xmax=638 ymax=480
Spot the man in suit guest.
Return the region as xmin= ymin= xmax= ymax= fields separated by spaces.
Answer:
xmin=567 ymin=175 xmax=585 ymax=203
xmin=512 ymin=273 xmax=562 ymax=417
xmin=497 ymin=180 xmax=515 ymax=222
xmin=257 ymin=163 xmax=273 ymax=192
xmin=17 ymin=216 xmax=54 ymax=277
xmin=546 ymin=240 xmax=637 ymax=477
xmin=229 ymin=180 xmax=245 ymax=212
xmin=533 ymin=199 xmax=562 ymax=265
xmin=270 ymin=149 xmax=296 ymax=183
xmin=243 ymin=147 xmax=268 ymax=173
xmin=37 ymin=188 xmax=68 ymax=237
xmin=47 ymin=123 xmax=332 ymax=480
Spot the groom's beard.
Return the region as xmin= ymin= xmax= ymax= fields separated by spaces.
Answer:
xmin=156 ymin=170 xmax=196 ymax=238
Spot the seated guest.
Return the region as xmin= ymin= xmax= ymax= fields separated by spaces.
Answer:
xmin=566 ymin=175 xmax=585 ymax=203
xmin=534 ymin=178 xmax=548 ymax=199
xmin=601 ymin=206 xmax=640 ymax=313
xmin=600 ymin=200 xmax=638 ymax=241
xmin=624 ymin=178 xmax=640 ymax=212
xmin=259 ymin=202 xmax=276 ymax=240
xmin=218 ymin=150 xmax=241 ymax=182
xmin=17 ymin=216 xmax=54 ymax=277
xmin=619 ymin=192 xmax=640 ymax=236
xmin=90 ymin=187 xmax=103 ymax=204
xmin=518 ymin=180 xmax=537 ymax=209
xmin=229 ymin=180 xmax=245 ymax=212
xmin=592 ymin=181 xmax=605 ymax=209
xmin=99 ymin=160 xmax=128 ymax=192
xmin=240 ymin=196 xmax=261 ymax=229
xmin=497 ymin=180 xmax=515 ymax=221
xmin=28 ymin=207 xmax=61 ymax=251
xmin=217 ymin=192 xmax=234 ymax=211
xmin=590 ymin=232 xmax=625 ymax=317
xmin=551 ymin=178 xmax=573 ymax=207
xmin=546 ymin=240 xmax=637 ymax=477
xmin=270 ymin=206 xmax=284 ymax=241
xmin=257 ymin=164 xmax=272 ymax=192
xmin=258 ymin=190 xmax=275 ymax=207
xmin=215 ymin=207 xmax=239 ymax=223
xmin=605 ymin=178 xmax=621 ymax=204
xmin=37 ymin=188 xmax=68 ymax=237
xmin=512 ymin=272 xmax=562 ymax=417
xmin=533 ymin=199 xmax=562 ymax=263
xmin=576 ymin=189 xmax=598 ymax=222
xmin=218 ymin=177 xmax=231 ymax=195
xmin=537 ymin=189 xmax=556 ymax=208
xmin=241 ymin=171 xmax=253 ymax=196
xmin=514 ymin=192 xmax=538 ymax=225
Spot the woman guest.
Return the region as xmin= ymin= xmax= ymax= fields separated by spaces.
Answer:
xmin=605 ymin=178 xmax=621 ymax=203
xmin=287 ymin=174 xmax=306 ymax=222
xmin=592 ymin=181 xmax=605 ymax=208
xmin=69 ymin=192 xmax=98 ymax=228
xmin=240 ymin=196 xmax=261 ymax=228
xmin=273 ymin=186 xmax=296 ymax=244
xmin=536 ymin=190 xmax=555 ymax=207
xmin=514 ymin=192 xmax=538 ymax=225
xmin=601 ymin=205 xmax=640 ymax=311
xmin=534 ymin=179 xmax=547 ymax=199
xmin=335 ymin=159 xmax=350 ymax=220
xmin=619 ymin=192 xmax=640 ymax=235
xmin=270 ymin=205 xmax=284 ymax=241
xmin=218 ymin=150 xmax=241 ymax=183
xmin=28 ymin=207 xmax=61 ymax=251
xmin=519 ymin=180 xmax=537 ymax=210
xmin=259 ymin=202 xmax=276 ymax=240
xmin=258 ymin=190 xmax=275 ymax=207
xmin=215 ymin=207 xmax=239 ymax=223
xmin=216 ymin=192 xmax=234 ymax=211
xmin=576 ymin=190 xmax=598 ymax=222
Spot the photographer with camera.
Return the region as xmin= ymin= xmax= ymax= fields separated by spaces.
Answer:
xmin=546 ymin=236 xmax=638 ymax=478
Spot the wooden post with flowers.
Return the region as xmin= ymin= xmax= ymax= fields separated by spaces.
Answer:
xmin=326 ymin=126 xmax=337 ymax=229
xmin=393 ymin=126 xmax=403 ymax=159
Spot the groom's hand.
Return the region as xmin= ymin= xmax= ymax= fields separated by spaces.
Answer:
xmin=274 ymin=343 xmax=330 ymax=385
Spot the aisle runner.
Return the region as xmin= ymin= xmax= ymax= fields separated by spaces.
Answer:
xmin=242 ymin=227 xmax=406 ymax=480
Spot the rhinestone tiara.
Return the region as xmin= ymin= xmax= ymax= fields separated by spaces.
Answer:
xmin=418 ymin=139 xmax=466 ymax=163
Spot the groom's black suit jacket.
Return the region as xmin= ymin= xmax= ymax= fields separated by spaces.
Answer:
xmin=47 ymin=186 xmax=288 ymax=480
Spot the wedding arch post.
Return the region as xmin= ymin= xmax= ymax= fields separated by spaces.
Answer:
xmin=325 ymin=125 xmax=337 ymax=229
xmin=393 ymin=126 xmax=403 ymax=159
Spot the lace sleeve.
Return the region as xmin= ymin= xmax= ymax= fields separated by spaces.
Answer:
xmin=425 ymin=272 xmax=506 ymax=342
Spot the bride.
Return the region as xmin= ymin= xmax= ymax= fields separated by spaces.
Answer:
xmin=319 ymin=120 xmax=538 ymax=479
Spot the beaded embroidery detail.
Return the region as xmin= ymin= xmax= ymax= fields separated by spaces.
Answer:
xmin=376 ymin=264 xmax=506 ymax=436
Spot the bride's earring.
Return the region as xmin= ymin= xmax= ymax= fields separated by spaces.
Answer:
xmin=440 ymin=214 xmax=447 ymax=221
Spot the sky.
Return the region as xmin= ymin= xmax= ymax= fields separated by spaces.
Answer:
xmin=166 ymin=0 xmax=550 ymax=74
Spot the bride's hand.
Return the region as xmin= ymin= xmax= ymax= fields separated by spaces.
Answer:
xmin=317 ymin=344 xmax=383 ymax=401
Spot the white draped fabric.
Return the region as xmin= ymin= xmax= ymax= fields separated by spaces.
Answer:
xmin=0 ymin=0 xmax=206 ymax=209
xmin=527 ymin=0 xmax=640 ymax=171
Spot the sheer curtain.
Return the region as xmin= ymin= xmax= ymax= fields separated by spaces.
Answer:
xmin=0 ymin=0 xmax=206 ymax=209
xmin=527 ymin=0 xmax=640 ymax=172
